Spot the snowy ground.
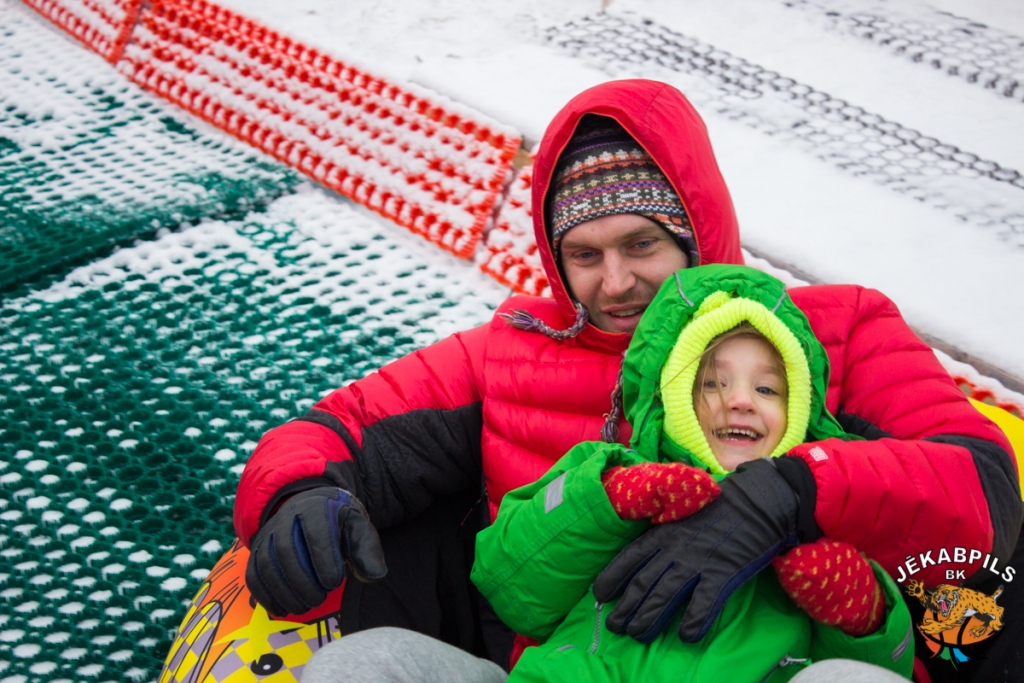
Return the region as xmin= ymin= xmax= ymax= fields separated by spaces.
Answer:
xmin=0 ymin=4 xmax=1020 ymax=679
xmin=220 ymin=0 xmax=1024 ymax=386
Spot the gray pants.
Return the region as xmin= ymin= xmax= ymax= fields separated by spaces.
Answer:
xmin=790 ymin=659 xmax=910 ymax=682
xmin=300 ymin=627 xmax=908 ymax=683
xmin=301 ymin=627 xmax=508 ymax=683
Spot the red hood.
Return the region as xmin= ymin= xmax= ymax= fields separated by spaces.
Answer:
xmin=532 ymin=79 xmax=743 ymax=346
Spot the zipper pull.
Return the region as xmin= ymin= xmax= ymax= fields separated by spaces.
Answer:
xmin=590 ymin=601 xmax=604 ymax=654
xmin=759 ymin=654 xmax=811 ymax=683
xmin=778 ymin=655 xmax=811 ymax=668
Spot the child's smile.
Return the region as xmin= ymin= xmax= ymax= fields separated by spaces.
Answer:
xmin=711 ymin=425 xmax=766 ymax=443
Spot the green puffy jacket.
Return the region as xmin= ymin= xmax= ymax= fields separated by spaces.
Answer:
xmin=472 ymin=265 xmax=914 ymax=683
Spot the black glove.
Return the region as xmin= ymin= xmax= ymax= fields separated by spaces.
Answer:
xmin=592 ymin=458 xmax=802 ymax=643
xmin=245 ymin=486 xmax=387 ymax=616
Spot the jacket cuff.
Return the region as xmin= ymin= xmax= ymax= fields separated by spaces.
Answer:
xmin=257 ymin=457 xmax=362 ymax=531
xmin=257 ymin=477 xmax=340 ymax=530
xmin=254 ymin=409 xmax=365 ymax=531
xmin=810 ymin=561 xmax=914 ymax=678
xmin=775 ymin=455 xmax=823 ymax=543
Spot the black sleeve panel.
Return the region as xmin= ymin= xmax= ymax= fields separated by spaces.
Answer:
xmin=298 ymin=408 xmax=364 ymax=463
xmin=776 ymin=456 xmax=823 ymax=544
xmin=836 ymin=411 xmax=894 ymax=441
xmin=297 ymin=405 xmax=485 ymax=531
xmin=255 ymin=404 xmax=483 ymax=532
xmin=925 ymin=434 xmax=1023 ymax=565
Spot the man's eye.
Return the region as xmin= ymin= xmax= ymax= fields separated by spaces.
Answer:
xmin=572 ymin=250 xmax=597 ymax=261
xmin=634 ymin=239 xmax=655 ymax=249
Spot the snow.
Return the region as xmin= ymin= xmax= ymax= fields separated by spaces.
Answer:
xmin=927 ymin=0 xmax=1024 ymax=37
xmin=714 ymin=119 xmax=1023 ymax=377
xmin=218 ymin=0 xmax=1024 ymax=385
xmin=618 ymin=0 xmax=1024 ymax=170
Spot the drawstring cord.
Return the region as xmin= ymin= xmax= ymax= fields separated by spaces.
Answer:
xmin=500 ymin=302 xmax=589 ymax=340
xmin=501 ymin=302 xmax=624 ymax=444
xmin=601 ymin=362 xmax=625 ymax=443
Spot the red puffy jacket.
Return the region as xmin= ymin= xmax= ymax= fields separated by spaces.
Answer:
xmin=235 ymin=80 xmax=1020 ymax=589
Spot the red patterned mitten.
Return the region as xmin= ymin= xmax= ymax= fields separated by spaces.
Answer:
xmin=772 ymin=538 xmax=885 ymax=637
xmin=601 ymin=462 xmax=720 ymax=524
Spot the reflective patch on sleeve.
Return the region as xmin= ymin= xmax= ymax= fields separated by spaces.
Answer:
xmin=893 ymin=624 xmax=912 ymax=661
xmin=809 ymin=446 xmax=829 ymax=462
xmin=545 ymin=473 xmax=567 ymax=513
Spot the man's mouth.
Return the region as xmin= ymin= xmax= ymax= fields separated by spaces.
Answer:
xmin=605 ymin=306 xmax=645 ymax=318
xmin=713 ymin=427 xmax=763 ymax=442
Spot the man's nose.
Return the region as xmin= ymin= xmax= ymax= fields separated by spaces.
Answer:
xmin=602 ymin=255 xmax=636 ymax=298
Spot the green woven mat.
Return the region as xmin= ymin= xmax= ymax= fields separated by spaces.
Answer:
xmin=0 ymin=1 xmax=300 ymax=292
xmin=0 ymin=189 xmax=506 ymax=682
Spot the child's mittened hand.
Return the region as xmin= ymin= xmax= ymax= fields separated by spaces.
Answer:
xmin=772 ymin=538 xmax=885 ymax=637
xmin=601 ymin=462 xmax=720 ymax=524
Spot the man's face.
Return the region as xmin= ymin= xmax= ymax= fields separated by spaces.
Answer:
xmin=559 ymin=213 xmax=689 ymax=333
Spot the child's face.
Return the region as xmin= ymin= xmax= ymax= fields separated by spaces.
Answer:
xmin=696 ymin=336 xmax=788 ymax=472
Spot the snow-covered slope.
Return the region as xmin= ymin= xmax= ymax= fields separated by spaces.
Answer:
xmin=222 ymin=0 xmax=1024 ymax=385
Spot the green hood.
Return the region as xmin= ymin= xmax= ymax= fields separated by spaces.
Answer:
xmin=623 ymin=265 xmax=851 ymax=475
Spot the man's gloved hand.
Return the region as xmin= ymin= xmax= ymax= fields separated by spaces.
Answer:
xmin=592 ymin=458 xmax=801 ymax=644
xmin=245 ymin=486 xmax=387 ymax=617
xmin=601 ymin=462 xmax=720 ymax=523
xmin=773 ymin=538 xmax=885 ymax=637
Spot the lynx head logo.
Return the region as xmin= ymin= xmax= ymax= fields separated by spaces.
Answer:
xmin=905 ymin=580 xmax=1005 ymax=667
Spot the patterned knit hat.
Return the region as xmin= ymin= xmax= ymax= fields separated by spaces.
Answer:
xmin=547 ymin=116 xmax=698 ymax=265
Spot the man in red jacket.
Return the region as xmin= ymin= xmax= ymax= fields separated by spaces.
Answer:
xmin=235 ymin=80 xmax=1021 ymax=678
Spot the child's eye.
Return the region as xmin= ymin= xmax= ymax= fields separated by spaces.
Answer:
xmin=703 ymin=379 xmax=720 ymax=389
xmin=756 ymin=386 xmax=780 ymax=396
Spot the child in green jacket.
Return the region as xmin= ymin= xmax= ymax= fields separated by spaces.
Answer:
xmin=471 ymin=265 xmax=913 ymax=683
